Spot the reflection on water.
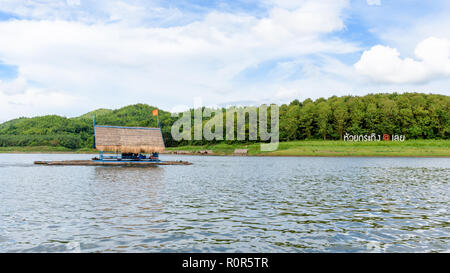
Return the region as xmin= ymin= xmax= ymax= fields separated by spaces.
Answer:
xmin=0 ymin=154 xmax=449 ymax=252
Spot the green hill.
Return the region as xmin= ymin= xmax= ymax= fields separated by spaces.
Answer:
xmin=0 ymin=93 xmax=448 ymax=150
xmin=0 ymin=104 xmax=177 ymax=148
xmin=74 ymin=108 xmax=113 ymax=120
xmin=0 ymin=117 xmax=28 ymax=130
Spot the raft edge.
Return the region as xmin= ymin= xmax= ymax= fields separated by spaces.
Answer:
xmin=34 ymin=160 xmax=192 ymax=166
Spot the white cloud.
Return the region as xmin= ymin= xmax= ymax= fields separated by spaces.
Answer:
xmin=0 ymin=0 xmax=187 ymax=26
xmin=0 ymin=87 xmax=82 ymax=121
xmin=1 ymin=0 xmax=447 ymax=122
xmin=0 ymin=0 xmax=359 ymax=120
xmin=0 ymin=77 xmax=27 ymax=95
xmin=354 ymin=37 xmax=450 ymax=84
xmin=366 ymin=0 xmax=381 ymax=6
xmin=66 ymin=0 xmax=80 ymax=6
xmin=254 ymin=1 xmax=347 ymax=37
xmin=2 ymin=88 xmax=80 ymax=107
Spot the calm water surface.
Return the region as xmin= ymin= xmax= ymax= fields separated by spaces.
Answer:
xmin=0 ymin=154 xmax=449 ymax=252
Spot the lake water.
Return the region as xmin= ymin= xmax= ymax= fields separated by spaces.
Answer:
xmin=0 ymin=154 xmax=449 ymax=252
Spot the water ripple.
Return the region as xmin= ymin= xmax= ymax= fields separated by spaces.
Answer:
xmin=0 ymin=154 xmax=449 ymax=252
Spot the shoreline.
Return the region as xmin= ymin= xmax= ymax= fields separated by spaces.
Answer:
xmin=1 ymin=140 xmax=449 ymax=157
xmin=167 ymin=153 xmax=450 ymax=158
xmin=1 ymin=151 xmax=449 ymax=158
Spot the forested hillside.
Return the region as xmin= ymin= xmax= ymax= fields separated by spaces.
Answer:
xmin=0 ymin=93 xmax=448 ymax=149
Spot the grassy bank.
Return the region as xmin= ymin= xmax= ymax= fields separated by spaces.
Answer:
xmin=0 ymin=146 xmax=96 ymax=153
xmin=165 ymin=140 xmax=450 ymax=157
xmin=0 ymin=140 xmax=449 ymax=156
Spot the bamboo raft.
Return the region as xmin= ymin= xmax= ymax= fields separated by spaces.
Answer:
xmin=34 ymin=160 xmax=192 ymax=166
xmin=34 ymin=117 xmax=194 ymax=167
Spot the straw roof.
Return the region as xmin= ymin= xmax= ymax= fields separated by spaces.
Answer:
xmin=94 ymin=125 xmax=165 ymax=153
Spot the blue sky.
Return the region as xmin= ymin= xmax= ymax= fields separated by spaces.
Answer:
xmin=0 ymin=0 xmax=449 ymax=121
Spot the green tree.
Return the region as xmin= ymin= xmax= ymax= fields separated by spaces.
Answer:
xmin=333 ymin=98 xmax=349 ymax=140
xmin=347 ymin=97 xmax=365 ymax=135
xmin=316 ymin=101 xmax=331 ymax=140
xmin=299 ymin=99 xmax=315 ymax=139
xmin=281 ymin=104 xmax=301 ymax=140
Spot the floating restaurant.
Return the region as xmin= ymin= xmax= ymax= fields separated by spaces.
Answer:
xmin=93 ymin=124 xmax=165 ymax=162
xmin=34 ymin=112 xmax=191 ymax=166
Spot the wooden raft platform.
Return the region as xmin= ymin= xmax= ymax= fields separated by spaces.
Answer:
xmin=34 ymin=160 xmax=192 ymax=166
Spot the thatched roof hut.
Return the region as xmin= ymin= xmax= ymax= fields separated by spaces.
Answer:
xmin=94 ymin=125 xmax=165 ymax=153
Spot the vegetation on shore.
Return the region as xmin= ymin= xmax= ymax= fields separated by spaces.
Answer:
xmin=0 ymin=146 xmax=96 ymax=153
xmin=0 ymin=93 xmax=448 ymax=152
xmin=1 ymin=140 xmax=448 ymax=157
xmin=165 ymin=140 xmax=450 ymax=157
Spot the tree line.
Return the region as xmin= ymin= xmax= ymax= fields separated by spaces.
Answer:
xmin=278 ymin=92 xmax=448 ymax=141
xmin=0 ymin=92 xmax=448 ymax=149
